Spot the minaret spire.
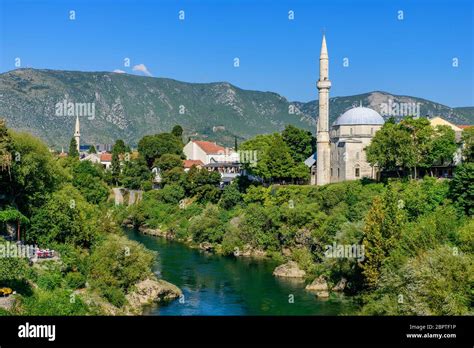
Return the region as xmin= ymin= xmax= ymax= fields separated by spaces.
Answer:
xmin=74 ymin=115 xmax=80 ymax=153
xmin=316 ymin=33 xmax=331 ymax=186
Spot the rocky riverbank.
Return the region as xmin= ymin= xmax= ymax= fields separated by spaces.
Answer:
xmin=125 ymin=278 xmax=182 ymax=315
xmin=79 ymin=277 xmax=182 ymax=315
xmin=126 ymin=220 xmax=269 ymax=259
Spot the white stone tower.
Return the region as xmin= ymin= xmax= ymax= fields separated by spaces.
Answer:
xmin=74 ymin=115 xmax=80 ymax=153
xmin=316 ymin=34 xmax=331 ymax=186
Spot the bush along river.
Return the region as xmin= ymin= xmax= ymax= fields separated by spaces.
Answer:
xmin=124 ymin=229 xmax=357 ymax=315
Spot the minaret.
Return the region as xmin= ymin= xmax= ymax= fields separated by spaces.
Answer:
xmin=316 ymin=34 xmax=331 ymax=186
xmin=74 ymin=115 xmax=80 ymax=153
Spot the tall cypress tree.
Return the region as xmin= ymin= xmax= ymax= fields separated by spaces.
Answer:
xmin=69 ymin=137 xmax=79 ymax=158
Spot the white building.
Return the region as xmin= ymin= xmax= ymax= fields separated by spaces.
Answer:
xmin=183 ymin=140 xmax=239 ymax=165
xmin=82 ymin=153 xmax=101 ymax=164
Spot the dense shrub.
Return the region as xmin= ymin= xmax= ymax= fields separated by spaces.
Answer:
xmin=20 ymin=288 xmax=90 ymax=316
xmin=218 ymin=184 xmax=242 ymax=209
xmin=159 ymin=184 xmax=185 ymax=204
xmin=101 ymin=286 xmax=126 ymax=308
xmin=64 ymin=272 xmax=86 ymax=289
xmin=87 ymin=234 xmax=154 ymax=293
xmin=36 ymin=271 xmax=62 ymax=291
xmin=188 ymin=205 xmax=226 ymax=243
xmin=361 ymin=245 xmax=473 ymax=315
xmin=449 ymin=163 xmax=474 ymax=216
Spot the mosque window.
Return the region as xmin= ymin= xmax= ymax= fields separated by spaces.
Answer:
xmin=331 ymin=168 xmax=333 ymax=177
xmin=371 ymin=127 xmax=374 ymax=135
xmin=350 ymin=128 xmax=353 ymax=135
xmin=337 ymin=168 xmax=340 ymax=178
xmin=355 ymin=168 xmax=360 ymax=177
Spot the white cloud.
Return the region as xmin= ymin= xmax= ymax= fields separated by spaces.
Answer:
xmin=113 ymin=69 xmax=126 ymax=74
xmin=132 ymin=63 xmax=153 ymax=77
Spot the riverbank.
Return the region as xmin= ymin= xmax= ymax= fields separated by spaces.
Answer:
xmin=73 ymin=277 xmax=181 ymax=315
xmin=124 ymin=219 xmax=266 ymax=256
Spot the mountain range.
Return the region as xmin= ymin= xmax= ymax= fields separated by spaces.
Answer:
xmin=0 ymin=68 xmax=472 ymax=149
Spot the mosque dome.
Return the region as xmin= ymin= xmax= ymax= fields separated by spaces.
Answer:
xmin=333 ymin=106 xmax=384 ymax=126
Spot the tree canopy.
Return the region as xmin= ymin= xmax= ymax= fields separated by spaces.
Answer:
xmin=138 ymin=133 xmax=183 ymax=168
xmin=366 ymin=117 xmax=457 ymax=178
xmin=240 ymin=133 xmax=309 ymax=183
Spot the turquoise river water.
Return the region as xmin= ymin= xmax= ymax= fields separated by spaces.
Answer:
xmin=125 ymin=229 xmax=356 ymax=315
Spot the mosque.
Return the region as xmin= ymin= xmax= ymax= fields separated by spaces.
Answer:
xmin=307 ymin=35 xmax=385 ymax=185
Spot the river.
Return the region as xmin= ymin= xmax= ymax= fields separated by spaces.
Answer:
xmin=124 ymin=229 xmax=357 ymax=315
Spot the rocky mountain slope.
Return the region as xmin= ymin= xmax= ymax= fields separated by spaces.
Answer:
xmin=0 ymin=69 xmax=471 ymax=148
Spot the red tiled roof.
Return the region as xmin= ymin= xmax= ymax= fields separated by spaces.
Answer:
xmin=194 ymin=141 xmax=225 ymax=154
xmin=100 ymin=153 xmax=112 ymax=162
xmin=183 ymin=159 xmax=204 ymax=168
xmin=458 ymin=125 xmax=473 ymax=130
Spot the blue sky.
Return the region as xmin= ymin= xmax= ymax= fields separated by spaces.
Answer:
xmin=0 ymin=0 xmax=473 ymax=106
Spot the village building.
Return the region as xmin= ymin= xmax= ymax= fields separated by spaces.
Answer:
xmin=99 ymin=153 xmax=112 ymax=170
xmin=183 ymin=159 xmax=204 ymax=172
xmin=183 ymin=140 xmax=239 ymax=165
xmin=183 ymin=140 xmax=241 ymax=185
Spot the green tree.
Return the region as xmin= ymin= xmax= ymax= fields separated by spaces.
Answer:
xmin=112 ymin=139 xmax=127 ymax=154
xmin=0 ymin=119 xmax=13 ymax=175
xmin=361 ymin=245 xmax=473 ymax=315
xmin=88 ymin=234 xmax=154 ymax=293
xmin=188 ymin=205 xmax=225 ymax=243
xmin=138 ymin=133 xmax=183 ymax=168
xmin=155 ymin=154 xmax=182 ymax=172
xmin=0 ymin=250 xmax=30 ymax=281
xmin=428 ymin=125 xmax=457 ymax=169
xmin=218 ymin=184 xmax=242 ymax=209
xmin=400 ymin=117 xmax=434 ymax=178
xmin=158 ymin=184 xmax=185 ymax=204
xmin=5 ymin=132 xmax=66 ymax=214
xmin=259 ymin=134 xmax=307 ymax=183
xmin=359 ymin=187 xmax=406 ymax=288
xmin=366 ymin=117 xmax=452 ymax=178
xmin=449 ymin=163 xmax=474 ymax=216
xmin=111 ymin=151 xmax=120 ymax=186
xmin=161 ymin=167 xmax=186 ymax=187
xmin=120 ymin=157 xmax=152 ymax=190
xmin=72 ymin=161 xmax=109 ymax=204
xmin=111 ymin=139 xmax=127 ymax=185
xmin=185 ymin=167 xmax=221 ymax=199
xmin=241 ymin=133 xmax=309 ymax=183
xmin=282 ymin=124 xmax=316 ymax=163
xmin=171 ymin=125 xmax=184 ymax=140
xmin=28 ymin=185 xmax=99 ymax=248
xmin=69 ymin=137 xmax=79 ymax=159
xmin=461 ymin=127 xmax=474 ymax=162
xmin=88 ymin=145 xmax=97 ymax=154
xmin=366 ymin=118 xmax=411 ymax=174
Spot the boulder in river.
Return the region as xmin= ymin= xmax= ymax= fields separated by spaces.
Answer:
xmin=315 ymin=290 xmax=330 ymax=298
xmin=332 ymin=278 xmax=347 ymax=292
xmin=305 ymin=275 xmax=329 ymax=292
xmin=199 ymin=242 xmax=213 ymax=252
xmin=272 ymin=261 xmax=306 ymax=278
